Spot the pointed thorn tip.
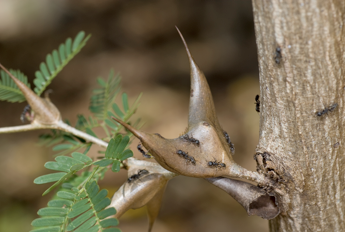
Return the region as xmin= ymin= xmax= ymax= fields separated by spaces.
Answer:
xmin=111 ymin=116 xmax=143 ymax=139
xmin=175 ymin=27 xmax=193 ymax=61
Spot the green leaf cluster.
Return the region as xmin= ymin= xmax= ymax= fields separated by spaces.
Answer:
xmin=89 ymin=71 xmax=121 ymax=120
xmin=0 ymin=31 xmax=90 ymax=103
xmin=11 ymin=30 xmax=144 ymax=232
xmin=94 ymin=135 xmax=133 ymax=172
xmin=31 ymin=182 xmax=119 ymax=232
xmin=34 ymin=152 xmax=93 ymax=195
xmin=38 ymin=130 xmax=90 ymax=157
xmin=34 ymin=31 xmax=90 ymax=96
xmin=0 ymin=69 xmax=30 ymax=102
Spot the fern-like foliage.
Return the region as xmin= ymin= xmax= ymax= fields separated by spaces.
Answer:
xmin=89 ymin=71 xmax=121 ymax=120
xmin=34 ymin=152 xmax=93 ymax=195
xmin=76 ymin=71 xmax=143 ymax=139
xmin=31 ymin=182 xmax=119 ymax=232
xmin=34 ymin=31 xmax=90 ymax=96
xmin=23 ymin=30 xmax=145 ymax=232
xmin=38 ymin=129 xmax=90 ymax=157
xmin=104 ymin=92 xmax=142 ymax=131
xmin=88 ymin=71 xmax=143 ymax=134
xmin=0 ymin=69 xmax=31 ymax=102
xmin=34 ymin=134 xmax=132 ymax=195
xmin=75 ymin=115 xmax=100 ymax=137
xmin=94 ymin=134 xmax=133 ymax=172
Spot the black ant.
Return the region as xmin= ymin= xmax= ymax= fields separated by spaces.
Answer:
xmin=207 ymin=160 xmax=226 ymax=169
xmin=127 ymin=169 xmax=149 ymax=183
xmin=177 ymin=149 xmax=188 ymax=158
xmin=20 ymin=104 xmax=31 ymax=123
xmin=180 ymin=134 xmax=200 ymax=146
xmin=189 ymin=157 xmax=196 ymax=165
xmin=176 ymin=150 xmax=196 ymax=165
xmin=275 ymin=47 xmax=282 ymax=64
xmin=123 ymin=169 xmax=150 ymax=198
xmin=329 ymin=103 xmax=338 ymax=111
xmin=223 ymin=131 xmax=235 ymax=154
xmin=316 ymin=103 xmax=338 ymax=117
xmin=255 ymin=95 xmax=260 ymax=113
xmin=137 ymin=144 xmax=152 ymax=159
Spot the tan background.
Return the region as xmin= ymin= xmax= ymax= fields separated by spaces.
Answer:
xmin=0 ymin=1 xmax=266 ymax=231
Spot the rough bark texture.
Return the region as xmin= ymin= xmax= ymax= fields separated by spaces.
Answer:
xmin=252 ymin=0 xmax=345 ymax=231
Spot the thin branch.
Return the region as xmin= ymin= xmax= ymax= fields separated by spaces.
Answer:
xmin=0 ymin=123 xmax=58 ymax=133
xmin=56 ymin=121 xmax=108 ymax=148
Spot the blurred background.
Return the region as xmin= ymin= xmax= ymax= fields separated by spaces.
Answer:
xmin=0 ymin=0 xmax=263 ymax=231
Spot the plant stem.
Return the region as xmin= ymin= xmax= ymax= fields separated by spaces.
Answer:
xmin=56 ymin=121 xmax=108 ymax=148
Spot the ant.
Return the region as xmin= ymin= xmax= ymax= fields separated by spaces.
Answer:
xmin=316 ymin=103 xmax=338 ymax=117
xmin=127 ymin=169 xmax=149 ymax=183
xmin=123 ymin=169 xmax=150 ymax=198
xmin=207 ymin=160 xmax=226 ymax=169
xmin=255 ymin=95 xmax=260 ymax=113
xmin=176 ymin=150 xmax=196 ymax=165
xmin=329 ymin=103 xmax=338 ymax=111
xmin=137 ymin=144 xmax=152 ymax=159
xmin=180 ymin=134 xmax=200 ymax=146
xmin=177 ymin=149 xmax=188 ymax=158
xmin=189 ymin=157 xmax=196 ymax=165
xmin=223 ymin=131 xmax=235 ymax=154
xmin=275 ymin=47 xmax=282 ymax=64
xmin=20 ymin=104 xmax=32 ymax=123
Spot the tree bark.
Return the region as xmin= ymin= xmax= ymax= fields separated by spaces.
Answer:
xmin=252 ymin=0 xmax=345 ymax=231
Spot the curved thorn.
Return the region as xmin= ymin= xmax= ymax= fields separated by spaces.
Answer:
xmin=175 ymin=26 xmax=193 ymax=62
xmin=175 ymin=28 xmax=220 ymax=128
xmin=111 ymin=116 xmax=146 ymax=139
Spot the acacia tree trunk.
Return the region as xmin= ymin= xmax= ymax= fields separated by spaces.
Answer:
xmin=251 ymin=0 xmax=345 ymax=231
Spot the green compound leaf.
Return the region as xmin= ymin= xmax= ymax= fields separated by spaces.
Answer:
xmin=33 ymin=31 xmax=91 ymax=96
xmin=94 ymin=135 xmax=131 ymax=172
xmin=31 ymin=178 xmax=119 ymax=232
xmin=39 ymin=130 xmax=88 ymax=157
xmin=0 ymin=69 xmax=31 ymax=103
xmin=89 ymin=70 xmax=121 ymax=120
xmin=35 ymin=152 xmax=93 ymax=195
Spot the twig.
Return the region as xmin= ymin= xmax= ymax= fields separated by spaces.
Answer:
xmin=56 ymin=121 xmax=108 ymax=148
xmin=0 ymin=123 xmax=58 ymax=133
xmin=0 ymin=120 xmax=108 ymax=148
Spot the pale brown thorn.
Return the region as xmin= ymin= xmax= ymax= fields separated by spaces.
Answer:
xmin=175 ymin=26 xmax=193 ymax=62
